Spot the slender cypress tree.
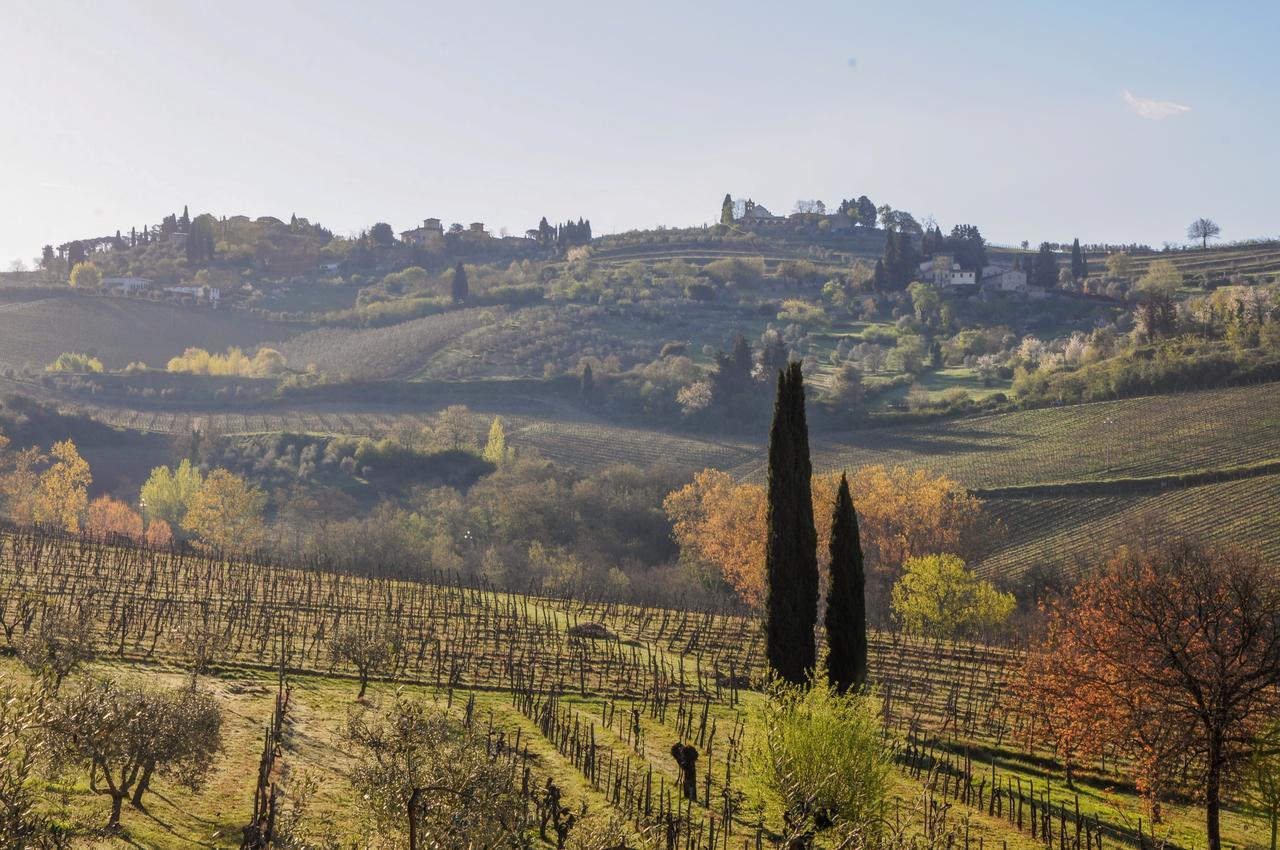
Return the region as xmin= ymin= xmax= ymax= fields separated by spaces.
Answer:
xmin=580 ymin=362 xmax=594 ymax=404
xmin=764 ymin=362 xmax=818 ymax=684
xmin=720 ymin=193 xmax=735 ymax=225
xmin=1070 ymin=238 xmax=1084 ymax=281
xmin=451 ymin=262 xmax=469 ymax=303
xmin=825 ymin=473 xmax=867 ymax=692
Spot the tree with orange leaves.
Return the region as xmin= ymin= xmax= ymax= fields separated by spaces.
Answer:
xmin=144 ymin=519 xmax=174 ymax=547
xmin=1020 ymin=539 xmax=1280 ymax=850
xmin=86 ymin=495 xmax=144 ymax=539
xmin=665 ymin=464 xmax=994 ymax=610
xmin=665 ymin=469 xmax=768 ymax=605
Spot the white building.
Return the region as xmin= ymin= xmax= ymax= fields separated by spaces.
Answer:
xmin=919 ymin=255 xmax=978 ymax=289
xmin=164 ymin=285 xmax=221 ymax=302
xmin=103 ymin=276 xmax=152 ymax=293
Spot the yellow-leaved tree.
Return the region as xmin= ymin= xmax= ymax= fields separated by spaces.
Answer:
xmin=68 ymin=261 xmax=102 ymax=289
xmin=890 ymin=553 xmax=1015 ymax=640
xmin=665 ymin=465 xmax=995 ymax=610
xmin=0 ymin=438 xmax=44 ymax=526
xmin=181 ymin=469 xmax=267 ymax=552
xmin=32 ymin=440 xmax=91 ymax=533
xmin=140 ymin=459 xmax=204 ymax=529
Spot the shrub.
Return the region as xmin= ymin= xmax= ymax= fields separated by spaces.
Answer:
xmin=46 ymin=352 xmax=103 ymax=374
xmin=750 ymin=677 xmax=890 ymax=841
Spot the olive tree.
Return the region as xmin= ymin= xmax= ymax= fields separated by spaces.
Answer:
xmin=331 ymin=622 xmax=403 ymax=699
xmin=128 ymin=686 xmax=223 ymax=810
xmin=44 ymin=678 xmax=222 ymax=829
xmin=344 ymin=694 xmax=525 ymax=849
xmin=0 ymin=679 xmax=68 ymax=849
xmin=16 ymin=606 xmax=96 ymax=693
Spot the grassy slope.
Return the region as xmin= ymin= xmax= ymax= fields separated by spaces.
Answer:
xmin=0 ymin=295 xmax=296 ymax=372
xmin=13 ymin=639 xmax=1270 ymax=849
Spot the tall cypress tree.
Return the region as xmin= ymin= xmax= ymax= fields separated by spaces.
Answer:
xmin=764 ymin=362 xmax=818 ymax=684
xmin=580 ymin=362 xmax=594 ymax=404
xmin=720 ymin=194 xmax=735 ymax=225
xmin=825 ymin=473 xmax=867 ymax=692
xmin=1070 ymin=238 xmax=1084 ymax=281
xmin=451 ymin=263 xmax=469 ymax=303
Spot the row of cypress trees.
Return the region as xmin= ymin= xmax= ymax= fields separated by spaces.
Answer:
xmin=764 ymin=363 xmax=867 ymax=692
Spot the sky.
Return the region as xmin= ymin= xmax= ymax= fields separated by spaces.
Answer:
xmin=1 ymin=0 xmax=1277 ymax=266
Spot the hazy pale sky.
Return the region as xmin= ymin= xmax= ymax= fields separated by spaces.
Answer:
xmin=2 ymin=0 xmax=1276 ymax=266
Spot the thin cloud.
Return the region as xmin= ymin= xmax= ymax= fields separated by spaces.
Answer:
xmin=1123 ymin=90 xmax=1190 ymax=120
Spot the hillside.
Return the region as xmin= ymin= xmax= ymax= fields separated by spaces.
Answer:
xmin=0 ymin=292 xmax=296 ymax=371
xmin=0 ymin=529 xmax=1269 ymax=849
xmin=2 ymin=215 xmax=1278 ymax=589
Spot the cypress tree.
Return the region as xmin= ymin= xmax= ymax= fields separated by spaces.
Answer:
xmin=764 ymin=362 xmax=818 ymax=684
xmin=1070 ymin=238 xmax=1084 ymax=281
xmin=720 ymin=193 xmax=735 ymax=225
xmin=825 ymin=473 xmax=867 ymax=692
xmin=451 ymin=262 xmax=469 ymax=303
xmin=580 ymin=362 xmax=594 ymax=403
xmin=872 ymin=258 xmax=887 ymax=293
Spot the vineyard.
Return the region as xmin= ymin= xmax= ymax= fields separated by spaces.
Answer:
xmin=978 ymin=470 xmax=1280 ymax=579
xmin=0 ymin=529 xmax=1269 ymax=849
xmin=273 ymin=307 xmax=498 ymax=380
xmin=0 ymin=294 xmax=296 ymax=371
xmin=806 ymin=381 xmax=1280 ymax=490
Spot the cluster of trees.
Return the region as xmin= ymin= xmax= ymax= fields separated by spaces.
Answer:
xmin=666 ymin=463 xmax=996 ymax=618
xmin=876 ymin=229 xmax=920 ymax=291
xmin=530 ymin=216 xmax=593 ymax=248
xmin=165 ymin=346 xmax=287 ymax=378
xmin=0 ymin=435 xmax=92 ymax=534
xmin=46 ymin=352 xmax=104 ymax=374
xmin=139 ymin=459 xmax=267 ymax=551
xmin=836 ymin=195 xmax=878 ymax=226
xmin=185 ymin=213 xmax=217 ymax=265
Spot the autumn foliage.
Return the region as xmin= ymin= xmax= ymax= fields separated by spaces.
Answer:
xmin=86 ymin=496 xmax=145 ymax=539
xmin=665 ymin=464 xmax=995 ymax=609
xmin=1017 ymin=539 xmax=1280 ymax=850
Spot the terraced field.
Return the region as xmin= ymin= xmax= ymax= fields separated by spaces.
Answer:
xmin=1114 ymin=242 xmax=1280 ymax=280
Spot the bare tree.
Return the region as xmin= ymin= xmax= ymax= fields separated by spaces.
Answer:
xmin=177 ymin=615 xmax=230 ymax=683
xmin=1187 ymin=217 xmax=1221 ymax=249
